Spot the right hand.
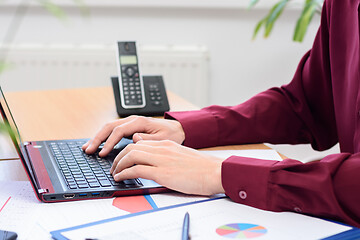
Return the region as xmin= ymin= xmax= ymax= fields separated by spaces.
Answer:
xmin=82 ymin=115 xmax=185 ymax=157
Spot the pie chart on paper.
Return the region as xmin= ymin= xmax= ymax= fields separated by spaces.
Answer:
xmin=216 ymin=223 xmax=267 ymax=239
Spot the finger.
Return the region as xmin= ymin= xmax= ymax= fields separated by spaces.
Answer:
xmin=113 ymin=165 xmax=158 ymax=182
xmin=111 ymin=147 xmax=159 ymax=175
xmin=132 ymin=133 xmax=165 ymax=143
xmin=85 ymin=116 xmax=142 ymax=154
xmin=134 ymin=140 xmax=200 ymax=160
xmin=110 ymin=141 xmax=156 ymax=173
xmin=99 ymin=119 xmax=146 ymax=156
xmin=81 ymin=140 xmax=91 ymax=151
xmin=110 ymin=143 xmax=134 ymax=174
xmin=84 ymin=121 xmax=120 ymax=154
xmin=134 ymin=139 xmax=175 ymax=146
xmin=132 ymin=133 xmax=143 ymax=143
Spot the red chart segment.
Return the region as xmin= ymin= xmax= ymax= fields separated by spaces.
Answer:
xmin=112 ymin=195 xmax=153 ymax=213
xmin=216 ymin=223 xmax=267 ymax=239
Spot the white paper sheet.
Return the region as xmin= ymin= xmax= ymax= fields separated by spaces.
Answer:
xmin=0 ymin=149 xmax=292 ymax=239
xmin=0 ymin=181 xmax=217 ymax=240
xmin=0 ymin=181 xmax=46 ymax=239
xmin=60 ymin=198 xmax=351 ymax=240
xmin=0 ymin=181 xmax=128 ymax=240
xmin=151 ymin=192 xmax=209 ymax=208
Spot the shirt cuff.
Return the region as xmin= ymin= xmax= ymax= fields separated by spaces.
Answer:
xmin=222 ymin=156 xmax=278 ymax=210
xmin=164 ymin=110 xmax=219 ymax=149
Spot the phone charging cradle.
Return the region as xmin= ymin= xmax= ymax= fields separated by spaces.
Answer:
xmin=111 ymin=75 xmax=170 ymax=117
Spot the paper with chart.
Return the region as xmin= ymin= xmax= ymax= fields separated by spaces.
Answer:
xmin=0 ymin=181 xmax=207 ymax=240
xmin=57 ymin=198 xmax=351 ymax=240
xmin=0 ymin=149 xmax=284 ymax=239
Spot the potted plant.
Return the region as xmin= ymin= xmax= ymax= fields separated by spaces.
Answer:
xmin=250 ymin=0 xmax=324 ymax=42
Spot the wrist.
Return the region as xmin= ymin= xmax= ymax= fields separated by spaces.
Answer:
xmin=204 ymin=160 xmax=225 ymax=196
xmin=173 ymin=120 xmax=186 ymax=144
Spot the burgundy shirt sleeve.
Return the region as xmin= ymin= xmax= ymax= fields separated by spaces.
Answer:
xmin=166 ymin=0 xmax=360 ymax=227
xmin=222 ymin=154 xmax=360 ymax=228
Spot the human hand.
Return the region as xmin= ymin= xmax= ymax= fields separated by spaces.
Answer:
xmin=82 ymin=116 xmax=185 ymax=157
xmin=110 ymin=140 xmax=225 ymax=196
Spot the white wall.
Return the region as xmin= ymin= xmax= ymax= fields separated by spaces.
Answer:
xmin=0 ymin=1 xmax=319 ymax=105
xmin=0 ymin=1 xmax=340 ymax=160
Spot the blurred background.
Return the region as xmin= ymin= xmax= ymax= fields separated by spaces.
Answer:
xmin=0 ymin=0 xmax=339 ymax=161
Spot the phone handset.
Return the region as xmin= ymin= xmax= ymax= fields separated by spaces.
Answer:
xmin=116 ymin=41 xmax=146 ymax=109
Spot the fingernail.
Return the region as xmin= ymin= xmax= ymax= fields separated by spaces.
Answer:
xmin=86 ymin=143 xmax=92 ymax=150
xmin=114 ymin=173 xmax=120 ymax=181
xmin=83 ymin=140 xmax=90 ymax=148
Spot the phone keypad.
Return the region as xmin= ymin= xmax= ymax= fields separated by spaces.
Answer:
xmin=148 ymin=83 xmax=163 ymax=106
xmin=121 ymin=65 xmax=143 ymax=106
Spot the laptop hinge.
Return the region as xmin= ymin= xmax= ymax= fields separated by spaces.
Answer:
xmin=22 ymin=142 xmax=42 ymax=190
xmin=38 ymin=189 xmax=48 ymax=194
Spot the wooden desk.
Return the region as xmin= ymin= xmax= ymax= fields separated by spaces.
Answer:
xmin=0 ymin=87 xmax=270 ymax=181
xmin=4 ymin=87 xmax=199 ymax=141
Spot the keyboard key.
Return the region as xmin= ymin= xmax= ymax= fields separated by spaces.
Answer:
xmin=89 ymin=182 xmax=101 ymax=188
xmin=87 ymin=179 xmax=98 ymax=183
xmin=84 ymin=172 xmax=94 ymax=177
xmin=78 ymin=183 xmax=89 ymax=188
xmin=99 ymin=179 xmax=111 ymax=187
xmin=123 ymin=179 xmax=138 ymax=186
xmin=69 ymin=184 xmax=78 ymax=189
xmin=110 ymin=180 xmax=123 ymax=186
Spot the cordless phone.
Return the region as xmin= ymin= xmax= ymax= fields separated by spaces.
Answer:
xmin=116 ymin=41 xmax=146 ymax=109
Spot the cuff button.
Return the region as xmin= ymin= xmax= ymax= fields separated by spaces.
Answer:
xmin=294 ymin=207 xmax=302 ymax=213
xmin=239 ymin=190 xmax=247 ymax=200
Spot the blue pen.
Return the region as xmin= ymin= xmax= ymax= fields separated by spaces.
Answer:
xmin=182 ymin=212 xmax=190 ymax=240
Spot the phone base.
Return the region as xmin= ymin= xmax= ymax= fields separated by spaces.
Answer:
xmin=111 ymin=76 xmax=170 ymax=117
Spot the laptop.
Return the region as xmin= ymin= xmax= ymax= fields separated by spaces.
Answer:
xmin=0 ymin=87 xmax=166 ymax=202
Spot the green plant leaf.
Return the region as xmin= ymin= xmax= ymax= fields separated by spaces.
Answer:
xmin=251 ymin=0 xmax=324 ymax=42
xmin=0 ymin=122 xmax=12 ymax=135
xmin=0 ymin=122 xmax=17 ymax=145
xmin=252 ymin=18 xmax=266 ymax=40
xmin=0 ymin=123 xmax=7 ymax=133
xmin=36 ymin=0 xmax=67 ymax=20
xmin=264 ymin=0 xmax=288 ymax=37
xmin=248 ymin=0 xmax=260 ymax=9
xmin=293 ymin=0 xmax=319 ymax=42
xmin=72 ymin=0 xmax=90 ymax=17
xmin=0 ymin=61 xmax=11 ymax=74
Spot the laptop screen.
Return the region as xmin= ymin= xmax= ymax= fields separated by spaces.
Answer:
xmin=0 ymin=87 xmax=23 ymax=143
xmin=0 ymin=87 xmax=23 ymax=151
xmin=0 ymin=87 xmax=39 ymax=190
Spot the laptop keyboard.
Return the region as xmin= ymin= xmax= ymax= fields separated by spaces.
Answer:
xmin=49 ymin=141 xmax=141 ymax=189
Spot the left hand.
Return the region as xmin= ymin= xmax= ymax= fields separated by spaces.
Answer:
xmin=111 ymin=140 xmax=226 ymax=196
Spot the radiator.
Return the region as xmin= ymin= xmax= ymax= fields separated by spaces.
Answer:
xmin=0 ymin=44 xmax=210 ymax=107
